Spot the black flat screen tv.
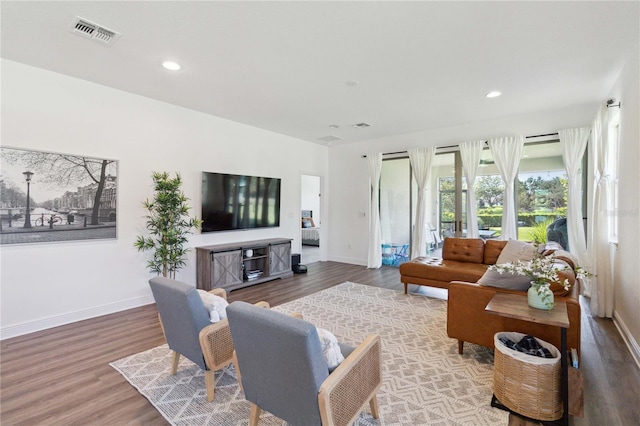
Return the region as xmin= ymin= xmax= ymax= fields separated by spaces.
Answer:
xmin=201 ymin=172 xmax=281 ymax=232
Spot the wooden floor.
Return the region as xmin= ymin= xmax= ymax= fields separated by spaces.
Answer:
xmin=1 ymin=261 xmax=638 ymax=425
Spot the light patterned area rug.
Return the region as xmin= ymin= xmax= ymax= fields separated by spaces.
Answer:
xmin=111 ymin=282 xmax=508 ymax=425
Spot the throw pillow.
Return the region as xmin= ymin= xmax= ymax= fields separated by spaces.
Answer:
xmin=316 ymin=327 xmax=345 ymax=370
xmin=495 ymin=239 xmax=537 ymax=264
xmin=479 ymin=239 xmax=537 ymax=291
xmin=478 ymin=269 xmax=532 ymax=291
xmin=197 ymin=290 xmax=229 ymax=323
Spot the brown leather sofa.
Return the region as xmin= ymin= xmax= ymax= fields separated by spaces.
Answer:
xmin=399 ymin=237 xmax=581 ymax=355
xmin=447 ymin=279 xmax=580 ymax=356
xmin=399 ymin=238 xmax=506 ymax=293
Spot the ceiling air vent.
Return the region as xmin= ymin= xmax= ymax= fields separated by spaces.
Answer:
xmin=317 ymin=135 xmax=342 ymax=142
xmin=69 ymin=17 xmax=121 ymax=46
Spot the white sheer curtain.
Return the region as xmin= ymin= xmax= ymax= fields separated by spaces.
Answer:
xmin=409 ymin=146 xmax=436 ymax=258
xmin=488 ymin=136 xmax=524 ymax=240
xmin=367 ymin=153 xmax=383 ymax=269
xmin=588 ymin=108 xmax=614 ymax=317
xmin=559 ymin=128 xmax=590 ymax=269
xmin=459 ymin=141 xmax=484 ymax=239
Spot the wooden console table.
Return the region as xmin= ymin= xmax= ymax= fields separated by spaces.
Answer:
xmin=485 ymin=293 xmax=570 ymax=426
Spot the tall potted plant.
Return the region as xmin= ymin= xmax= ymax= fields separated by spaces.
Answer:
xmin=135 ymin=172 xmax=202 ymax=279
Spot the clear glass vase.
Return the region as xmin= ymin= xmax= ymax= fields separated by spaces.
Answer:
xmin=527 ymin=284 xmax=554 ymax=310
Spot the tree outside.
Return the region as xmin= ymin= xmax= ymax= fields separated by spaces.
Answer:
xmin=437 ymin=172 xmax=568 ymax=238
xmin=518 ymin=175 xmax=567 ymax=213
xmin=476 ymin=175 xmax=504 ymax=209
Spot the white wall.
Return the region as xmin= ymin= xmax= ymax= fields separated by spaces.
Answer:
xmin=607 ymin=50 xmax=640 ymax=365
xmin=0 ymin=60 xmax=328 ymax=338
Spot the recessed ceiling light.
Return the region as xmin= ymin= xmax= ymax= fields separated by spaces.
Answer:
xmin=486 ymin=91 xmax=501 ymax=98
xmin=162 ymin=61 xmax=181 ymax=71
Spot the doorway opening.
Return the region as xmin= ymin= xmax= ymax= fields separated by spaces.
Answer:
xmin=301 ymin=174 xmax=321 ymax=264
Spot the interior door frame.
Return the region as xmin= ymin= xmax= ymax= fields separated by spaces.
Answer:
xmin=300 ymin=173 xmax=324 ymax=261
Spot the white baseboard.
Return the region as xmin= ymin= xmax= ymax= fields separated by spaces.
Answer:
xmin=613 ymin=311 xmax=640 ymax=369
xmin=327 ymin=255 xmax=367 ymax=266
xmin=0 ymin=295 xmax=155 ymax=340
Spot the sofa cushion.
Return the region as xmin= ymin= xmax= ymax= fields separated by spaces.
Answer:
xmin=399 ymin=257 xmax=487 ymax=283
xmin=442 ymin=238 xmax=485 ymax=264
xmin=547 ymin=258 xmax=576 ymax=296
xmin=540 ymin=245 xmax=578 ymax=296
xmin=548 ymin=249 xmax=578 ymax=270
xmin=484 ymin=239 xmax=508 ymax=265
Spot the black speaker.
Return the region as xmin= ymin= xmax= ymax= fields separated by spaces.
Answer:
xmin=291 ymin=253 xmax=301 ymax=266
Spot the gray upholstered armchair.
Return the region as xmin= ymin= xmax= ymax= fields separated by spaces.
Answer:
xmin=149 ymin=276 xmax=234 ymax=402
xmin=227 ymin=301 xmax=382 ymax=426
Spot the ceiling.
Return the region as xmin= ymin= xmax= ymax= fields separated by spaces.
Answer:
xmin=1 ymin=1 xmax=638 ymax=145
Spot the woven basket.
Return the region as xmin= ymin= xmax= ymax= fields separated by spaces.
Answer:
xmin=493 ymin=332 xmax=562 ymax=421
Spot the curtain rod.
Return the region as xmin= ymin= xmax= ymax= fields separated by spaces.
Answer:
xmin=606 ymin=98 xmax=621 ymax=108
xmin=361 ymin=134 xmax=560 ymax=158
xmin=362 ymin=145 xmax=459 ymax=158
xmin=361 ymin=150 xmax=407 ymax=158
xmin=526 ymin=132 xmax=559 ymax=139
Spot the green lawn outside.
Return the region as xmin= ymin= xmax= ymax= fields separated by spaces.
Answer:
xmin=518 ymin=227 xmax=535 ymax=241
xmin=488 ymin=227 xmax=537 ymax=241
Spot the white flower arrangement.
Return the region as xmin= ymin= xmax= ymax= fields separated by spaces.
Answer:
xmin=489 ymin=246 xmax=592 ymax=309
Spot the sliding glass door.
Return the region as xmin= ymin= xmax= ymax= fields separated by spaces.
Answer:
xmin=379 ymin=158 xmax=413 ymax=266
xmin=379 ymin=152 xmax=466 ymax=262
xmin=432 ymin=152 xmax=465 ymax=240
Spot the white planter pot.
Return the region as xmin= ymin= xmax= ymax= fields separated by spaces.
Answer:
xmin=527 ymin=285 xmax=554 ymax=310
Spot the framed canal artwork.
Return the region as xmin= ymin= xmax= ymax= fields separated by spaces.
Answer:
xmin=0 ymin=147 xmax=118 ymax=245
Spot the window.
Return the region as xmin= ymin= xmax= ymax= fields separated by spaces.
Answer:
xmin=515 ymin=141 xmax=568 ymax=244
xmin=469 ymin=140 xmax=576 ymax=245
xmin=431 ymin=142 xmax=570 ymax=243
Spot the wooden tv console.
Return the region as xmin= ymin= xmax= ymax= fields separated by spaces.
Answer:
xmin=196 ymin=238 xmax=293 ymax=292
